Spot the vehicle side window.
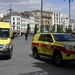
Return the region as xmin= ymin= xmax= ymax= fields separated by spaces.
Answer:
xmin=39 ymin=34 xmax=45 ymax=41
xmin=45 ymin=34 xmax=53 ymax=42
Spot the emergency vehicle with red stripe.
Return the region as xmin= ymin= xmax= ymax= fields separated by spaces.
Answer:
xmin=31 ymin=33 xmax=75 ymax=66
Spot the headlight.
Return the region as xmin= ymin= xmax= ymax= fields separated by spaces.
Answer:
xmin=3 ymin=44 xmax=10 ymax=49
xmin=64 ymin=45 xmax=72 ymax=50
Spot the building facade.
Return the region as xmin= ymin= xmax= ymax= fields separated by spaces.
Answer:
xmin=35 ymin=17 xmax=40 ymax=32
xmin=2 ymin=10 xmax=75 ymax=34
xmin=31 ymin=10 xmax=53 ymax=32
xmin=52 ymin=12 xmax=69 ymax=32
xmin=24 ymin=11 xmax=35 ymax=33
xmin=0 ymin=13 xmax=5 ymax=18
xmin=3 ymin=11 xmax=36 ymax=34
xmin=20 ymin=12 xmax=30 ymax=34
xmin=3 ymin=12 xmax=21 ymax=34
xmin=70 ymin=19 xmax=75 ymax=30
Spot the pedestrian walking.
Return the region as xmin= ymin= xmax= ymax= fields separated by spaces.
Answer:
xmin=25 ymin=32 xmax=28 ymax=40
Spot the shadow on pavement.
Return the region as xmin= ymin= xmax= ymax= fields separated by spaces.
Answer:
xmin=28 ymin=54 xmax=75 ymax=75
xmin=0 ymin=56 xmax=9 ymax=60
xmin=19 ymin=71 xmax=46 ymax=75
xmin=29 ymin=54 xmax=75 ymax=68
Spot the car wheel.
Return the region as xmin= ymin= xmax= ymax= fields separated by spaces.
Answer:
xmin=53 ymin=52 xmax=64 ymax=66
xmin=11 ymin=45 xmax=13 ymax=52
xmin=7 ymin=50 xmax=12 ymax=59
xmin=33 ymin=48 xmax=40 ymax=59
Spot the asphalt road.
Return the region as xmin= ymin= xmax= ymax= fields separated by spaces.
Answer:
xmin=0 ymin=35 xmax=75 ymax=75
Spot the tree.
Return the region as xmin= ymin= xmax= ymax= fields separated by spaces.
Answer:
xmin=57 ymin=25 xmax=63 ymax=33
xmin=40 ymin=25 xmax=44 ymax=32
xmin=34 ymin=24 xmax=38 ymax=34
xmin=73 ymin=26 xmax=75 ymax=30
xmin=45 ymin=25 xmax=50 ymax=32
xmin=65 ymin=26 xmax=68 ymax=33
xmin=52 ymin=25 xmax=55 ymax=32
xmin=60 ymin=25 xmax=63 ymax=33
xmin=57 ymin=25 xmax=60 ymax=33
xmin=27 ymin=24 xmax=30 ymax=34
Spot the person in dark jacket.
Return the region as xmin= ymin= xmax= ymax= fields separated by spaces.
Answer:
xmin=25 ymin=32 xmax=28 ymax=40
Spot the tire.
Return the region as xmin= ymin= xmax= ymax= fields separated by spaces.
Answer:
xmin=7 ymin=50 xmax=12 ymax=59
xmin=11 ymin=45 xmax=13 ymax=52
xmin=53 ymin=52 xmax=64 ymax=66
xmin=11 ymin=46 xmax=13 ymax=52
xmin=33 ymin=48 xmax=40 ymax=59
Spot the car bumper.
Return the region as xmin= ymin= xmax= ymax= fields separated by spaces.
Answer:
xmin=0 ymin=48 xmax=10 ymax=56
xmin=62 ymin=52 xmax=75 ymax=61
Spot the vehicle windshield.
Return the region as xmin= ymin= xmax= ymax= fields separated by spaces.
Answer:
xmin=0 ymin=28 xmax=10 ymax=38
xmin=53 ymin=34 xmax=75 ymax=41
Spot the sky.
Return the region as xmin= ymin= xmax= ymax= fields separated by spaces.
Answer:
xmin=0 ymin=0 xmax=75 ymax=19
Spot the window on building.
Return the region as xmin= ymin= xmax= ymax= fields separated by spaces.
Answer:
xmin=13 ymin=17 xmax=15 ymax=20
xmin=19 ymin=22 xmax=20 ymax=25
xmin=17 ymin=26 xmax=18 ymax=29
xmin=17 ymin=22 xmax=20 ymax=25
xmin=17 ymin=26 xmax=20 ymax=29
xmin=29 ymin=22 xmax=31 ymax=25
xmin=19 ymin=26 xmax=20 ymax=29
xmin=17 ymin=18 xmax=18 ymax=20
xmin=17 ymin=18 xmax=20 ymax=21
xmin=13 ymin=22 xmax=15 ymax=25
xmin=13 ymin=26 xmax=15 ymax=29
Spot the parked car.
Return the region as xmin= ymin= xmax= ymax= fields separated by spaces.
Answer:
xmin=31 ymin=33 xmax=75 ymax=66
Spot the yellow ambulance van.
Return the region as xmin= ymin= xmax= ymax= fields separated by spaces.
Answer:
xmin=0 ymin=22 xmax=13 ymax=59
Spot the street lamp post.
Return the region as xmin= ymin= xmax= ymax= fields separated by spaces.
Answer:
xmin=40 ymin=0 xmax=43 ymax=32
xmin=8 ymin=4 xmax=13 ymax=24
xmin=64 ymin=0 xmax=73 ymax=32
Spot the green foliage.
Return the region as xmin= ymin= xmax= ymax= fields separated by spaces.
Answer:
xmin=27 ymin=24 xmax=30 ymax=33
xmin=64 ymin=26 xmax=72 ymax=33
xmin=57 ymin=25 xmax=60 ymax=33
xmin=57 ymin=25 xmax=63 ymax=33
xmin=60 ymin=25 xmax=63 ymax=33
xmin=45 ymin=25 xmax=50 ymax=32
xmin=34 ymin=24 xmax=38 ymax=34
xmin=65 ymin=26 xmax=68 ymax=33
xmin=73 ymin=26 xmax=75 ymax=30
xmin=52 ymin=25 xmax=55 ymax=32
xmin=40 ymin=25 xmax=44 ymax=32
